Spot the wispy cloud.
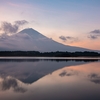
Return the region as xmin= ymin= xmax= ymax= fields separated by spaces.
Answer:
xmin=59 ymin=36 xmax=67 ymax=42
xmin=15 ymin=20 xmax=28 ymax=26
xmin=59 ymin=35 xmax=78 ymax=43
xmin=0 ymin=20 xmax=28 ymax=35
xmin=90 ymin=29 xmax=100 ymax=34
xmin=88 ymin=29 xmax=100 ymax=40
xmin=88 ymin=35 xmax=98 ymax=39
xmin=8 ymin=2 xmax=20 ymax=7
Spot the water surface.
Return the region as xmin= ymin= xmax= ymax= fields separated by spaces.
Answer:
xmin=0 ymin=58 xmax=100 ymax=100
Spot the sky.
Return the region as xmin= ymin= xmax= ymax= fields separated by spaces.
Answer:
xmin=0 ymin=0 xmax=100 ymax=50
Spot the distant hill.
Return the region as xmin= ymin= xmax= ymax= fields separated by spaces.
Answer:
xmin=0 ymin=28 xmax=99 ymax=52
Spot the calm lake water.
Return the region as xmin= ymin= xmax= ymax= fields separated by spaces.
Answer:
xmin=0 ymin=57 xmax=100 ymax=100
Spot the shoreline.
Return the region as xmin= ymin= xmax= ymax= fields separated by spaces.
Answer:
xmin=0 ymin=56 xmax=100 ymax=59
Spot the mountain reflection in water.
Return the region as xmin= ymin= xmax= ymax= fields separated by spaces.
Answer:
xmin=0 ymin=58 xmax=99 ymax=100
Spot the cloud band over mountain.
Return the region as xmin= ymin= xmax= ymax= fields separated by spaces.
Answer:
xmin=0 ymin=20 xmax=28 ymax=34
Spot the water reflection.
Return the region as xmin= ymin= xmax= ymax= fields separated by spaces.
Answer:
xmin=59 ymin=69 xmax=78 ymax=77
xmin=88 ymin=73 xmax=100 ymax=84
xmin=0 ymin=58 xmax=99 ymax=62
xmin=0 ymin=76 xmax=27 ymax=93
xmin=0 ymin=59 xmax=99 ymax=100
xmin=0 ymin=59 xmax=90 ymax=84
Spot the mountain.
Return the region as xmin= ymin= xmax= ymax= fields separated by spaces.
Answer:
xmin=0 ymin=28 xmax=98 ymax=52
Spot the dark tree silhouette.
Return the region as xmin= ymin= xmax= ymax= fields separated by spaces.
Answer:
xmin=0 ymin=51 xmax=99 ymax=57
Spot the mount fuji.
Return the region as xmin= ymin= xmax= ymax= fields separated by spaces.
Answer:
xmin=0 ymin=28 xmax=97 ymax=52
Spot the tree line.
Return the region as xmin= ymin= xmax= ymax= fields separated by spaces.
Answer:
xmin=0 ymin=51 xmax=99 ymax=57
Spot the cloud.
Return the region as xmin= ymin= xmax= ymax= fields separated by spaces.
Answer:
xmin=59 ymin=36 xmax=67 ymax=41
xmin=59 ymin=35 xmax=78 ymax=43
xmin=0 ymin=22 xmax=18 ymax=34
xmin=88 ymin=29 xmax=100 ymax=40
xmin=0 ymin=30 xmax=41 ymax=51
xmin=88 ymin=35 xmax=98 ymax=39
xmin=90 ymin=29 xmax=100 ymax=34
xmin=0 ymin=20 xmax=28 ymax=34
xmin=14 ymin=20 xmax=28 ymax=26
xmin=66 ymin=36 xmax=74 ymax=39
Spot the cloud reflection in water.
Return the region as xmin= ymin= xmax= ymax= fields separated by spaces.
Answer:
xmin=0 ymin=76 xmax=27 ymax=93
xmin=0 ymin=59 xmax=99 ymax=100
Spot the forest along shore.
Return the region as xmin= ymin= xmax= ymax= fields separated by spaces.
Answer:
xmin=0 ymin=51 xmax=99 ymax=57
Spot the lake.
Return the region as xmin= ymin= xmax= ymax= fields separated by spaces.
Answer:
xmin=0 ymin=57 xmax=100 ymax=100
